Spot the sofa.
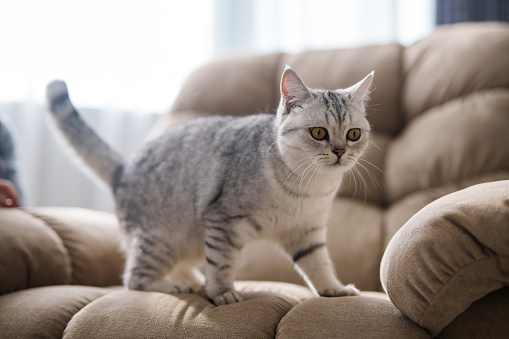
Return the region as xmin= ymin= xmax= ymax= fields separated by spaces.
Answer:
xmin=1 ymin=22 xmax=508 ymax=338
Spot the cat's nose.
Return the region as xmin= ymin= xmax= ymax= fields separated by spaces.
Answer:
xmin=334 ymin=149 xmax=345 ymax=158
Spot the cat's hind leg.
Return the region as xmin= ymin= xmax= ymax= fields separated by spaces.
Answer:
xmin=123 ymin=234 xmax=193 ymax=294
xmin=203 ymin=221 xmax=246 ymax=305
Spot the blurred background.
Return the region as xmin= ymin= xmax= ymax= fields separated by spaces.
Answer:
xmin=0 ymin=0 xmax=507 ymax=212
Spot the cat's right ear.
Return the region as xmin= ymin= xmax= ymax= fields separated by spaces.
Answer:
xmin=280 ymin=66 xmax=311 ymax=113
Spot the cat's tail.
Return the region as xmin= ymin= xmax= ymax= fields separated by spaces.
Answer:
xmin=46 ymin=80 xmax=125 ymax=189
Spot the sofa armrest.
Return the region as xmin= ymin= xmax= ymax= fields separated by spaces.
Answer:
xmin=0 ymin=207 xmax=124 ymax=295
xmin=380 ymin=180 xmax=509 ymax=336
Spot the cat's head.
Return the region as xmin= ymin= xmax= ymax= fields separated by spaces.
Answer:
xmin=276 ymin=66 xmax=373 ymax=175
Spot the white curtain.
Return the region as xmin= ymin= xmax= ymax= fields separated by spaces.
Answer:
xmin=1 ymin=104 xmax=160 ymax=212
xmin=1 ymin=0 xmax=435 ymax=213
xmin=214 ymin=0 xmax=435 ymax=56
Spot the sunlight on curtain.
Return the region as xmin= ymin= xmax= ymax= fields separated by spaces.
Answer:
xmin=0 ymin=0 xmax=215 ymax=211
xmin=0 ymin=0 xmax=214 ymax=112
xmin=215 ymin=0 xmax=435 ymax=56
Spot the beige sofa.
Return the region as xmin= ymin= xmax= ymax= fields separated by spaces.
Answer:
xmin=1 ymin=23 xmax=508 ymax=338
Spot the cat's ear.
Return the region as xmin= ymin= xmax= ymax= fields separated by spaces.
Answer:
xmin=280 ymin=65 xmax=312 ymax=113
xmin=345 ymin=71 xmax=374 ymax=105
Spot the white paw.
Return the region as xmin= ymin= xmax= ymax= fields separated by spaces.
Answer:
xmin=212 ymin=291 xmax=242 ymax=306
xmin=319 ymin=284 xmax=360 ymax=297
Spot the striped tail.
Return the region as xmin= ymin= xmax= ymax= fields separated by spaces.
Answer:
xmin=46 ymin=80 xmax=125 ymax=189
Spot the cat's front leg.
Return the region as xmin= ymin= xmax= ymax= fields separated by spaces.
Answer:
xmin=203 ymin=223 xmax=244 ymax=306
xmin=281 ymin=227 xmax=360 ymax=297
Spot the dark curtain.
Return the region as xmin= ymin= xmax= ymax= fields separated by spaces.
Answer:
xmin=437 ymin=0 xmax=509 ymax=25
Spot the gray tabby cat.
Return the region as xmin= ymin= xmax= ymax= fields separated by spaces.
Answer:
xmin=46 ymin=66 xmax=373 ymax=306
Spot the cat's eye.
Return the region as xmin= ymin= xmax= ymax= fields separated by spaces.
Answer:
xmin=310 ymin=127 xmax=328 ymax=141
xmin=347 ymin=128 xmax=361 ymax=141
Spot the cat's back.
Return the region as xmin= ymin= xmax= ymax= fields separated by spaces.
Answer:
xmin=115 ymin=114 xmax=277 ymax=216
xmin=134 ymin=113 xmax=276 ymax=168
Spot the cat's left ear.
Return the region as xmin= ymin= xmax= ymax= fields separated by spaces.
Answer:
xmin=280 ymin=65 xmax=312 ymax=113
xmin=345 ymin=71 xmax=375 ymax=105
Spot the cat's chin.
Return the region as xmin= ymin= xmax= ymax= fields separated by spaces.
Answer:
xmin=320 ymin=157 xmax=357 ymax=174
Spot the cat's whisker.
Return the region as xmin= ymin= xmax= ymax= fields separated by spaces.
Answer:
xmin=267 ymin=140 xmax=277 ymax=152
xmin=318 ymin=164 xmax=324 ymax=188
xmin=358 ymin=158 xmax=387 ymax=177
xmin=351 ymin=167 xmax=363 ymax=200
xmin=355 ymin=162 xmax=382 ymax=190
xmin=369 ymin=140 xmax=382 ymax=152
xmin=306 ymin=163 xmax=321 ymax=193
xmin=352 ymin=166 xmax=369 ymax=204
xmin=296 ymin=162 xmax=316 ymax=195
xmin=282 ymin=157 xmax=313 ymax=190
xmin=283 ymin=158 xmax=313 ymax=197
xmin=355 ymin=87 xmax=376 ymax=104
xmin=365 ymin=102 xmax=381 ymax=112
xmin=348 ymin=169 xmax=358 ymax=200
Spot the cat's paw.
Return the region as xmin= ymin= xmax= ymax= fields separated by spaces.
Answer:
xmin=212 ymin=291 xmax=242 ymax=306
xmin=168 ymin=281 xmax=193 ymax=294
xmin=319 ymin=284 xmax=360 ymax=297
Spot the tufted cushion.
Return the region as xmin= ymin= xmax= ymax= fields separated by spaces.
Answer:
xmin=0 ymin=207 xmax=123 ymax=295
xmin=276 ymin=293 xmax=429 ymax=339
xmin=402 ymin=23 xmax=509 ymax=121
xmin=0 ymin=286 xmax=115 ymax=338
xmin=0 ymin=209 xmax=71 ymax=294
xmin=381 ymin=180 xmax=509 ymax=336
xmin=0 ymin=282 xmax=315 ymax=339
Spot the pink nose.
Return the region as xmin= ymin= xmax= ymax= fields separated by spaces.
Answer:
xmin=334 ymin=149 xmax=345 ymax=158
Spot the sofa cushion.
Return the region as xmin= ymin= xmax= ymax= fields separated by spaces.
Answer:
xmin=380 ymin=180 xmax=509 ymax=336
xmin=0 ymin=207 xmax=123 ymax=295
xmin=171 ymin=53 xmax=283 ymax=118
xmin=402 ymin=22 xmax=509 ymax=122
xmin=62 ymin=282 xmax=314 ymax=339
xmin=387 ymin=89 xmax=509 ymax=202
xmin=0 ymin=285 xmax=115 ymax=338
xmin=27 ymin=207 xmax=123 ymax=287
xmin=276 ymin=292 xmax=429 ymax=339
xmin=0 ymin=209 xmax=71 ymax=294
xmin=436 ymin=287 xmax=509 ymax=338
xmin=0 ymin=282 xmax=315 ymax=339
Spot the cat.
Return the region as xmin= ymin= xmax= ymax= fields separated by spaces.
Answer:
xmin=46 ymin=66 xmax=374 ymax=306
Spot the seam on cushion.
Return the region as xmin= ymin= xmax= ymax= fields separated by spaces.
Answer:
xmin=442 ymin=213 xmax=498 ymax=257
xmin=418 ymin=254 xmax=509 ymax=325
xmin=24 ymin=209 xmax=74 ymax=284
xmin=61 ymin=290 xmax=118 ymax=338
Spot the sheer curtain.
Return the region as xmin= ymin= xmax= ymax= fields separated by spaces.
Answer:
xmin=0 ymin=1 xmax=214 ymax=212
xmin=214 ymin=0 xmax=435 ymax=56
xmin=1 ymin=0 xmax=435 ymax=212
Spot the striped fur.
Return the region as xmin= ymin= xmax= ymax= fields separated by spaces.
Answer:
xmin=46 ymin=67 xmax=373 ymax=305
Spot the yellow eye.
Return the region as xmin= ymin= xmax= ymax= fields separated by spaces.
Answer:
xmin=347 ymin=128 xmax=361 ymax=141
xmin=310 ymin=127 xmax=328 ymax=140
